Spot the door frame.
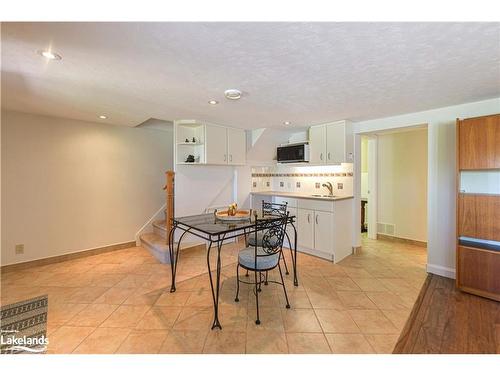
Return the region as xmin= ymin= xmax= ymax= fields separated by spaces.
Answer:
xmin=366 ymin=136 xmax=378 ymax=239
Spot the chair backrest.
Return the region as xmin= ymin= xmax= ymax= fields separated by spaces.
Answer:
xmin=261 ymin=200 xmax=288 ymax=218
xmin=254 ymin=212 xmax=289 ymax=257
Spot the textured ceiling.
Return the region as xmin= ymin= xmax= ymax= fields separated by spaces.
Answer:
xmin=1 ymin=22 xmax=499 ymax=129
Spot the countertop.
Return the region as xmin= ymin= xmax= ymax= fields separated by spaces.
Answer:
xmin=250 ymin=191 xmax=354 ymax=202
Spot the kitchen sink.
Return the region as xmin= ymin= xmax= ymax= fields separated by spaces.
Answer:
xmin=310 ymin=194 xmax=336 ymax=198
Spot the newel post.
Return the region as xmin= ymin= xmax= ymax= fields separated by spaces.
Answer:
xmin=164 ymin=170 xmax=175 ymax=244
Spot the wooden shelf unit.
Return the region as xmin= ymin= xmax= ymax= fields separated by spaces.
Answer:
xmin=456 ymin=114 xmax=500 ymax=302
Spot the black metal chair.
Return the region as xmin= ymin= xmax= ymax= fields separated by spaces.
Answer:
xmin=247 ymin=201 xmax=291 ymax=275
xmin=235 ymin=212 xmax=291 ymax=325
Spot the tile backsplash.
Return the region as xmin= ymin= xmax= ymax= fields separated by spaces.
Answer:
xmin=251 ymin=163 xmax=354 ymax=196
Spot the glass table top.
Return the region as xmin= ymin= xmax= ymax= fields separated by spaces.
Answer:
xmin=173 ymin=210 xmax=295 ymax=236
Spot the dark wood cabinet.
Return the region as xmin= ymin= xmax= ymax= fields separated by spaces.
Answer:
xmin=458 ymin=114 xmax=500 ymax=169
xmin=456 ymin=114 xmax=500 ymax=302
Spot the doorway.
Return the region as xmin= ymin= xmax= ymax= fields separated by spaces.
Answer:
xmin=359 ymin=125 xmax=428 ymax=246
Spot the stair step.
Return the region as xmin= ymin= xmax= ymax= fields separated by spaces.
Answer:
xmin=153 ymin=220 xmax=167 ymax=238
xmin=140 ymin=232 xmax=171 ymax=263
xmin=139 ymin=232 xmax=206 ymax=264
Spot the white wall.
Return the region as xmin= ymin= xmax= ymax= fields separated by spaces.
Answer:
xmin=353 ymin=97 xmax=500 ymax=279
xmin=174 ymin=164 xmax=251 ymax=216
xmin=377 ymin=129 xmax=427 ymax=242
xmin=1 ymin=111 xmax=173 ymax=265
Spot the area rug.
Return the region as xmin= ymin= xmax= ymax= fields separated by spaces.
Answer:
xmin=1 ymin=295 xmax=48 ymax=354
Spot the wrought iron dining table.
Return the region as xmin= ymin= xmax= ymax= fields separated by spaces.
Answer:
xmin=167 ymin=210 xmax=298 ymax=330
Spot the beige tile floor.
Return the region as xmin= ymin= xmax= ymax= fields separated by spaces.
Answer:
xmin=0 ymin=235 xmax=427 ymax=354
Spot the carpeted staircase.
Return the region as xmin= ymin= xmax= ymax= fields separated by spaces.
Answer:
xmin=140 ymin=217 xmax=205 ymax=264
xmin=139 ymin=219 xmax=172 ymax=263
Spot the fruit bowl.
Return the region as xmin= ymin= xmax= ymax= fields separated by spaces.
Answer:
xmin=215 ymin=209 xmax=251 ymax=221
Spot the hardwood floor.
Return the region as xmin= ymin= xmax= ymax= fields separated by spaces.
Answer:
xmin=394 ymin=274 xmax=500 ymax=354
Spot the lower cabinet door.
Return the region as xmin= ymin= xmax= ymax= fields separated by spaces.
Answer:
xmin=284 ymin=207 xmax=297 ymax=248
xmin=297 ymin=208 xmax=314 ymax=249
xmin=314 ymin=211 xmax=334 ymax=254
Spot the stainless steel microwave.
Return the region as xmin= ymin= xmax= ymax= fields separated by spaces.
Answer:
xmin=277 ymin=143 xmax=310 ymax=163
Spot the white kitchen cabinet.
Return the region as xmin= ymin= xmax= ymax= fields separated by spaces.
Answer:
xmin=227 ymin=127 xmax=246 ymax=165
xmin=204 ymin=124 xmax=227 ymax=164
xmin=326 ymin=122 xmax=348 ymax=164
xmin=297 ymin=208 xmax=314 ymax=250
xmin=309 ymin=120 xmax=353 ymax=165
xmin=206 ymin=124 xmax=246 ymax=165
xmin=313 ymin=211 xmax=334 ymax=254
xmin=309 ymin=125 xmax=326 ymax=164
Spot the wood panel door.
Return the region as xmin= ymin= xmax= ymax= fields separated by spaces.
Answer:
xmin=457 ymin=246 xmax=500 ymax=301
xmin=205 ymin=124 xmax=228 ymax=164
xmin=458 ymin=114 xmax=500 ymax=169
xmin=458 ymin=194 xmax=500 ymax=241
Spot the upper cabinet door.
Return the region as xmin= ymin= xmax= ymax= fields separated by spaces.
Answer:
xmin=326 ymin=122 xmax=346 ymax=164
xmin=227 ymin=128 xmax=246 ymax=165
xmin=309 ymin=125 xmax=326 ymax=164
xmin=459 ymin=114 xmax=500 ymax=170
xmin=205 ymin=124 xmax=228 ymax=164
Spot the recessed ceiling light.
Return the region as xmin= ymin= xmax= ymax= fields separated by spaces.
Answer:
xmin=99 ymin=115 xmax=107 ymax=119
xmin=283 ymin=121 xmax=291 ymax=125
xmin=208 ymin=100 xmax=219 ymax=105
xmin=224 ymin=89 xmax=242 ymax=100
xmin=38 ymin=50 xmax=62 ymax=60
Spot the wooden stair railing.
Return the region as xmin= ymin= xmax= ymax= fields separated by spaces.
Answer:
xmin=163 ymin=170 xmax=175 ymax=245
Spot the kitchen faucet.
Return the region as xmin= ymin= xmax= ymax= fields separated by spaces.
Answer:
xmin=322 ymin=182 xmax=334 ymax=196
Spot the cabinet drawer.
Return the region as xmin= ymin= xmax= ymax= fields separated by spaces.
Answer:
xmin=297 ymin=198 xmax=334 ymax=212
xmin=273 ymin=196 xmax=297 ymax=208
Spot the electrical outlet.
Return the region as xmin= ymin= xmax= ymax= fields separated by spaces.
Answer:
xmin=266 ymin=181 xmax=270 ymax=187
xmin=279 ymin=181 xmax=284 ymax=187
xmin=296 ymin=182 xmax=301 ymax=188
xmin=15 ymin=244 xmax=24 ymax=255
xmin=252 ymin=182 xmax=257 ymax=188
xmin=337 ymin=183 xmax=344 ymax=190
xmin=315 ymin=182 xmax=321 ymax=189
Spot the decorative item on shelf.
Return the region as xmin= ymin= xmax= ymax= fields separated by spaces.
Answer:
xmin=185 ymin=154 xmax=195 ymax=163
xmin=192 ymin=137 xmax=196 ymax=143
xmin=185 ymin=138 xmax=190 ymax=143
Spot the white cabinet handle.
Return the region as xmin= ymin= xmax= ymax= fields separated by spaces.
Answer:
xmin=328 ymin=152 xmax=331 ymax=160
xmin=224 ymin=154 xmax=227 ymax=162
xmin=320 ymin=153 xmax=323 ymax=160
xmin=229 ymin=154 xmax=232 ymax=162
xmin=307 ymin=213 xmax=310 ymax=223
xmin=315 ymin=214 xmax=319 ymax=224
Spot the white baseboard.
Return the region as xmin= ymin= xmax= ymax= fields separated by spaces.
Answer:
xmin=427 ymin=263 xmax=456 ymax=279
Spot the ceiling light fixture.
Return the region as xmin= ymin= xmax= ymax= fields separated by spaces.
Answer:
xmin=283 ymin=121 xmax=291 ymax=125
xmin=208 ymin=100 xmax=219 ymax=105
xmin=38 ymin=50 xmax=62 ymax=60
xmin=99 ymin=115 xmax=107 ymax=119
xmin=224 ymin=89 xmax=242 ymax=100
